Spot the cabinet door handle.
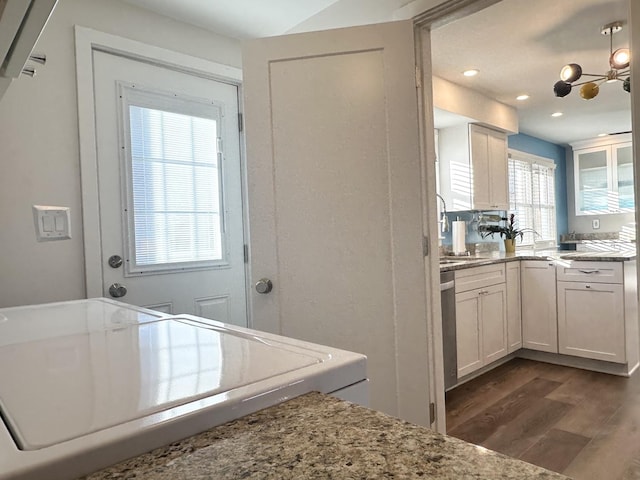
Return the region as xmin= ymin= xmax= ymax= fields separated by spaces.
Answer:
xmin=585 ymin=284 xmax=591 ymax=289
xmin=478 ymin=290 xmax=488 ymax=295
xmin=579 ymin=269 xmax=600 ymax=274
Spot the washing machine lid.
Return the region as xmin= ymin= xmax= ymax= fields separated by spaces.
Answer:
xmin=0 ymin=300 xmax=320 ymax=450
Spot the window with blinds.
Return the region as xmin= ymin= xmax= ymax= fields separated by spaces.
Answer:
xmin=508 ymin=151 xmax=557 ymax=247
xmin=121 ymin=87 xmax=226 ymax=274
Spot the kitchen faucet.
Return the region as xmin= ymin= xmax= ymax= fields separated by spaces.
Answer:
xmin=436 ymin=193 xmax=449 ymax=233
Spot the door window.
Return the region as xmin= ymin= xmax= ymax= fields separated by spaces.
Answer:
xmin=120 ymin=85 xmax=227 ymax=274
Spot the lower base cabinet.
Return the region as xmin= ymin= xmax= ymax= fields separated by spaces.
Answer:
xmin=521 ymin=261 xmax=558 ymax=353
xmin=482 ymin=284 xmax=508 ymax=364
xmin=449 ymin=258 xmax=637 ymax=387
xmin=506 ymin=262 xmax=522 ymax=352
xmin=557 ymin=281 xmax=625 ymax=363
xmin=456 ymin=282 xmax=507 ymax=378
xmin=455 ymin=290 xmax=482 ymax=377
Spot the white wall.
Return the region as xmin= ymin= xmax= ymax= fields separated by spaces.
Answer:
xmin=0 ymin=0 xmax=241 ymax=308
xmin=432 ymin=76 xmax=518 ymax=133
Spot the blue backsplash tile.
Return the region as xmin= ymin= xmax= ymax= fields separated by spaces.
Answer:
xmin=441 ymin=210 xmax=507 ymax=251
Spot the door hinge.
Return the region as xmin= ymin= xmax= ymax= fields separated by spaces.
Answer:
xmin=238 ymin=112 xmax=244 ymax=132
xmin=429 ymin=402 xmax=436 ymax=424
xmin=423 ymin=235 xmax=429 ymax=257
xmin=243 ymin=244 xmax=249 ymax=263
xmin=415 ymin=65 xmax=422 ymax=89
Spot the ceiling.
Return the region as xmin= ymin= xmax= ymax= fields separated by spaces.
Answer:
xmin=431 ymin=0 xmax=631 ymax=145
xmin=121 ymin=0 xmax=343 ymax=39
xmin=122 ymin=0 xmax=632 ymax=146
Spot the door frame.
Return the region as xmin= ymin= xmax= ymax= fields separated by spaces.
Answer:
xmin=412 ymin=0 xmax=503 ymax=431
xmin=74 ymin=26 xmax=250 ymax=317
xmin=419 ymin=0 xmax=640 ymax=432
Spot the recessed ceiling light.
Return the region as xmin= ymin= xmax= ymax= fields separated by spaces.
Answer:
xmin=598 ymin=133 xmax=608 ymax=137
xmin=516 ymin=94 xmax=530 ymax=101
xmin=463 ymin=69 xmax=479 ymax=77
xmin=551 ymin=112 xmax=563 ymax=117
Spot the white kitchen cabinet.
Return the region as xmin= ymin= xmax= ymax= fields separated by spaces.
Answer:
xmin=438 ymin=123 xmax=509 ymax=211
xmin=556 ymin=260 xmax=623 ymax=284
xmin=455 ymin=265 xmax=508 ymax=377
xmin=506 ymin=262 xmax=522 ymax=353
xmin=481 ymin=283 xmax=508 ymax=364
xmin=556 ymin=261 xmax=627 ymax=364
xmin=521 ymin=260 xmax=557 ymax=353
xmin=455 ymin=289 xmax=483 ymax=377
xmin=571 ymin=134 xmax=633 ymax=215
xmin=557 ymin=281 xmax=625 ymax=363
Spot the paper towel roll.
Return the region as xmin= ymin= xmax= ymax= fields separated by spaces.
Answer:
xmin=452 ymin=220 xmax=466 ymax=254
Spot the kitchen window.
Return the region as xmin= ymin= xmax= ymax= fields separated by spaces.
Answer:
xmin=508 ymin=150 xmax=556 ymax=248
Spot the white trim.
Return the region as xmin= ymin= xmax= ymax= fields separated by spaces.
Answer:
xmin=74 ymin=26 xmax=243 ymax=299
xmin=508 ymin=149 xmax=556 ymax=169
xmin=411 ymin=0 xmax=506 ymax=435
xmin=570 ymin=132 xmax=632 ymax=150
xmin=118 ymin=84 xmax=229 ymax=275
xmin=415 ymin=26 xmax=446 ymax=432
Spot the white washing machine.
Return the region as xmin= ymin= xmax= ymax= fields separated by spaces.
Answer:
xmin=0 ymin=299 xmax=367 ymax=480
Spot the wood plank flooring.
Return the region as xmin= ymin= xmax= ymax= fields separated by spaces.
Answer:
xmin=446 ymin=358 xmax=640 ymax=479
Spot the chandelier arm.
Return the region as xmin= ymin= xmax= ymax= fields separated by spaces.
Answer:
xmin=572 ymin=77 xmax=607 ymax=87
xmin=580 ymin=73 xmax=609 ymax=77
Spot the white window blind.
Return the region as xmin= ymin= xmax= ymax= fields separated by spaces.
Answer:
xmin=508 ymin=151 xmax=557 ymax=247
xmin=126 ymin=101 xmax=224 ymax=273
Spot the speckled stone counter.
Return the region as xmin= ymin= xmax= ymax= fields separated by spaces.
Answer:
xmin=440 ymin=249 xmax=636 ymax=272
xmin=80 ymin=392 xmax=568 ymax=480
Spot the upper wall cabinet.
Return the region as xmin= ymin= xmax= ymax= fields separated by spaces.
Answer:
xmin=572 ymin=134 xmax=633 ymax=216
xmin=438 ymin=123 xmax=509 ymax=211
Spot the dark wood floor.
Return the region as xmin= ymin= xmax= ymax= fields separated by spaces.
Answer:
xmin=445 ymin=358 xmax=640 ymax=479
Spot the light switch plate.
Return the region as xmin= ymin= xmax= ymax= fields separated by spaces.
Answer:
xmin=592 ymin=218 xmax=600 ymax=230
xmin=32 ymin=205 xmax=71 ymax=241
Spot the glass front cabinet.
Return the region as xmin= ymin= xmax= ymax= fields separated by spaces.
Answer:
xmin=573 ymin=134 xmax=633 ymax=215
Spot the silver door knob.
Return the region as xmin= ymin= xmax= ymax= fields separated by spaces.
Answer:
xmin=255 ymin=278 xmax=273 ymax=294
xmin=108 ymin=255 xmax=123 ymax=268
xmin=109 ymin=283 xmax=127 ymax=298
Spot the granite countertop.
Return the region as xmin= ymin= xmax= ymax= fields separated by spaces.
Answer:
xmin=79 ymin=392 xmax=567 ymax=480
xmin=440 ymin=249 xmax=636 ymax=272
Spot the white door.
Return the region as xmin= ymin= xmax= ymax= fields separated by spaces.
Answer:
xmin=243 ymin=21 xmax=432 ymax=425
xmin=92 ymin=50 xmax=247 ymax=326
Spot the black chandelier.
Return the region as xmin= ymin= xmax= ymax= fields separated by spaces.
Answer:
xmin=554 ymin=21 xmax=630 ymax=100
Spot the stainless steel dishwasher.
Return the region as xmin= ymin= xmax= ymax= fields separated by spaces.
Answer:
xmin=440 ymin=271 xmax=457 ymax=390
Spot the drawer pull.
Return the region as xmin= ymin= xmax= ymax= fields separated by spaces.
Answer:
xmin=578 ymin=269 xmax=600 ymax=274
